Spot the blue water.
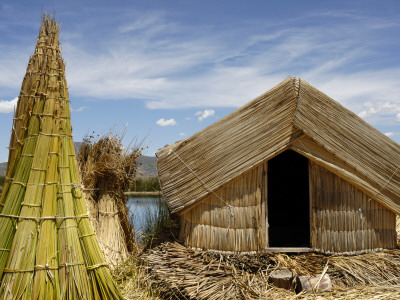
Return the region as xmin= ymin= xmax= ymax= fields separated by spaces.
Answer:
xmin=127 ymin=197 xmax=164 ymax=231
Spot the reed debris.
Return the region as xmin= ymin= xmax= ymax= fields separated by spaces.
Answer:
xmin=140 ymin=242 xmax=400 ymax=299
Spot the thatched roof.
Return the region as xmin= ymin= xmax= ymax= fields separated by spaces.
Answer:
xmin=157 ymin=77 xmax=400 ymax=214
xmin=0 ymin=15 xmax=122 ymax=298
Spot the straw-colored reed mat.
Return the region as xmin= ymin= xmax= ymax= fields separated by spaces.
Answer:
xmin=142 ymin=242 xmax=400 ymax=299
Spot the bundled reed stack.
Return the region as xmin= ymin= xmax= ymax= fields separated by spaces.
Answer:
xmin=78 ymin=132 xmax=141 ymax=267
xmin=0 ymin=14 xmax=122 ymax=299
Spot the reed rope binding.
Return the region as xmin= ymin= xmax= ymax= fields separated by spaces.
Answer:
xmin=3 ymin=262 xmax=87 ymax=273
xmin=168 ymin=148 xmax=235 ymax=220
xmin=169 ymin=148 xmax=235 ymax=237
xmin=86 ymin=263 xmax=109 ymax=271
xmin=0 ymin=214 xmax=89 ymax=222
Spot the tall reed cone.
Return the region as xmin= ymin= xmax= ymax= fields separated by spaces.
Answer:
xmin=0 ymin=14 xmax=122 ymax=299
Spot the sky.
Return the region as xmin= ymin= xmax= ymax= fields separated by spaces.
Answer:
xmin=1 ymin=0 xmax=400 ymax=161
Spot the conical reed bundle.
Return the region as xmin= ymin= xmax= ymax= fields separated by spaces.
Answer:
xmin=0 ymin=13 xmax=122 ymax=299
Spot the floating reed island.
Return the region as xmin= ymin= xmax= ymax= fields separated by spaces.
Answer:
xmin=157 ymin=77 xmax=400 ymax=254
xmin=141 ymin=241 xmax=400 ymax=300
xmin=77 ymin=131 xmax=141 ymax=267
xmin=0 ymin=14 xmax=122 ymax=299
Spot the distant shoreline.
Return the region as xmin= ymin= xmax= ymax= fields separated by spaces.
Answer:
xmin=125 ymin=191 xmax=162 ymax=197
xmin=0 ymin=188 xmax=162 ymax=197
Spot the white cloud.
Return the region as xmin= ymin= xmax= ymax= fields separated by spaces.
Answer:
xmin=1 ymin=8 xmax=400 ymax=123
xmin=179 ymin=132 xmax=185 ymax=136
xmin=156 ymin=118 xmax=176 ymax=126
xmin=385 ymin=132 xmax=394 ymax=137
xmin=118 ymin=12 xmax=175 ymax=36
xmin=68 ymin=12 xmax=399 ymax=112
xmin=195 ymin=109 xmax=215 ymax=121
xmin=185 ymin=117 xmax=192 ymax=121
xmin=72 ymin=106 xmax=88 ymax=112
xmin=0 ymin=51 xmax=30 ymax=91
xmin=358 ymin=111 xmax=368 ymax=118
xmin=0 ymin=97 xmax=18 ymax=113
xmin=356 ymin=101 xmax=400 ymax=120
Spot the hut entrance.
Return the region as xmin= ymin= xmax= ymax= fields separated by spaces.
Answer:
xmin=267 ymin=150 xmax=310 ymax=248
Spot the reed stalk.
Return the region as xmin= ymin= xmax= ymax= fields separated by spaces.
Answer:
xmin=0 ymin=14 xmax=122 ymax=299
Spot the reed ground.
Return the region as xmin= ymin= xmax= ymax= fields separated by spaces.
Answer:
xmin=115 ymin=196 xmax=400 ymax=300
xmin=3 ymin=177 xmax=400 ymax=299
xmin=116 ymin=240 xmax=400 ymax=299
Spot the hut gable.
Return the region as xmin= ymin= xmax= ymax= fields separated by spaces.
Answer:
xmin=157 ymin=77 xmax=400 ymax=216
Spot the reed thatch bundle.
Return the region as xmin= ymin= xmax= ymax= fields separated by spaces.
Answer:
xmin=0 ymin=14 xmax=122 ymax=299
xmin=142 ymin=242 xmax=400 ymax=299
xmin=77 ymin=132 xmax=141 ymax=266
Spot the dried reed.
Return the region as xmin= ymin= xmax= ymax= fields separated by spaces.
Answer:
xmin=157 ymin=77 xmax=400 ymax=219
xmin=140 ymin=242 xmax=400 ymax=299
xmin=114 ymin=255 xmax=161 ymax=300
xmin=77 ymin=131 xmax=142 ymax=265
xmin=0 ymin=14 xmax=122 ymax=299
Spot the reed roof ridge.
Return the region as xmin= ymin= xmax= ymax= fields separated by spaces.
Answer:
xmin=289 ymin=76 xmax=302 ymax=130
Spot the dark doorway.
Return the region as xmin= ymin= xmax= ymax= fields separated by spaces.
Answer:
xmin=267 ymin=150 xmax=310 ymax=247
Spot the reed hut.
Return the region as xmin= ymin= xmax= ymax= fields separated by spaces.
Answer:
xmin=156 ymin=77 xmax=400 ymax=254
xmin=0 ymin=15 xmax=122 ymax=298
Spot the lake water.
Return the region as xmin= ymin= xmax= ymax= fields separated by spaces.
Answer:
xmin=127 ymin=197 xmax=165 ymax=232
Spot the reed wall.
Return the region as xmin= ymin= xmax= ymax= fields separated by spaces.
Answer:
xmin=310 ymin=161 xmax=397 ymax=254
xmin=180 ymin=162 xmax=266 ymax=252
xmin=180 ymin=156 xmax=397 ymax=253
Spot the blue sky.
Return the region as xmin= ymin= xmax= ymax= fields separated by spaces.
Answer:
xmin=1 ymin=0 xmax=400 ymax=161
